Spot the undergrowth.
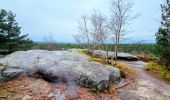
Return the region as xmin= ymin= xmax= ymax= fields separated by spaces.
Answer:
xmin=89 ymin=57 xmax=134 ymax=75
xmin=85 ymin=50 xmax=135 ymax=77
xmin=115 ymin=64 xmax=135 ymax=77
xmin=137 ymin=55 xmax=152 ymax=62
xmin=89 ymin=84 xmax=116 ymax=94
xmin=79 ymin=50 xmax=136 ymax=94
xmin=146 ymin=62 xmax=170 ymax=81
xmin=89 ymin=57 xmax=108 ymax=65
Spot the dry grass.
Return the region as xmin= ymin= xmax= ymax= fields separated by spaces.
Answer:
xmin=138 ymin=54 xmax=152 ymax=62
xmin=89 ymin=57 xmax=108 ymax=65
xmin=116 ymin=63 xmax=135 ymax=75
xmin=80 ymin=50 xmax=135 ymax=79
xmin=78 ymin=50 xmax=92 ymax=55
xmin=89 ymin=56 xmax=135 ymax=78
xmin=146 ymin=62 xmax=170 ymax=81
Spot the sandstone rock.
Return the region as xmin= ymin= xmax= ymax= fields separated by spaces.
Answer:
xmin=0 ymin=50 xmax=120 ymax=90
xmin=0 ymin=55 xmax=5 ymax=59
xmin=96 ymin=80 xmax=110 ymax=91
xmin=118 ymin=91 xmax=139 ymax=100
xmin=22 ymin=95 xmax=32 ymax=100
xmin=11 ymin=94 xmax=23 ymax=100
xmin=76 ymin=74 xmax=96 ymax=88
xmin=109 ymin=72 xmax=120 ymax=84
xmin=93 ymin=50 xmax=111 ymax=58
xmin=1 ymin=67 xmax=24 ymax=81
xmin=117 ymin=53 xmax=138 ymax=61
xmin=114 ymin=81 xmax=128 ymax=89
xmin=93 ymin=50 xmax=138 ymax=61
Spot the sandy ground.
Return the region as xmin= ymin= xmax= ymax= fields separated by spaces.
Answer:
xmin=119 ymin=61 xmax=170 ymax=100
xmin=0 ymin=75 xmax=136 ymax=100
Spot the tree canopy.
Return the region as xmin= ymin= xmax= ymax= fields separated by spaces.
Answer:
xmin=156 ymin=0 xmax=170 ymax=69
xmin=0 ymin=9 xmax=33 ymax=54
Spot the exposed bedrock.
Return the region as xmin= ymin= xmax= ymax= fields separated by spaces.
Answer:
xmin=0 ymin=50 xmax=120 ymax=90
xmin=93 ymin=50 xmax=138 ymax=61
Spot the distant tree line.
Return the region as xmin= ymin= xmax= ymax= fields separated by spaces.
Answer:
xmin=0 ymin=9 xmax=33 ymax=54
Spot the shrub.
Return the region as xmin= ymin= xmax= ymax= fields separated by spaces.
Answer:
xmin=138 ymin=55 xmax=152 ymax=62
xmin=155 ymin=0 xmax=170 ymax=69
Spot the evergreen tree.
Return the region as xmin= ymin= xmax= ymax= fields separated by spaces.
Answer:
xmin=0 ymin=9 xmax=33 ymax=54
xmin=156 ymin=0 xmax=170 ymax=69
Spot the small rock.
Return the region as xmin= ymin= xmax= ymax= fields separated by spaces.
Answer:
xmin=11 ymin=94 xmax=23 ymax=100
xmin=118 ymin=91 xmax=139 ymax=100
xmin=117 ymin=53 xmax=138 ymax=61
xmin=109 ymin=72 xmax=120 ymax=84
xmin=96 ymin=80 xmax=109 ymax=91
xmin=77 ymin=75 xmax=96 ymax=88
xmin=93 ymin=50 xmax=138 ymax=61
xmin=22 ymin=95 xmax=32 ymax=100
xmin=114 ymin=81 xmax=128 ymax=89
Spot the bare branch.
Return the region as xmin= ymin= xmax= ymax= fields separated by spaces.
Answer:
xmin=109 ymin=0 xmax=135 ymax=64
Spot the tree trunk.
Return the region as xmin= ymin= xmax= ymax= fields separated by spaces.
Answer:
xmin=9 ymin=45 xmax=12 ymax=53
xmin=114 ymin=45 xmax=118 ymax=65
xmin=106 ymin=44 xmax=109 ymax=63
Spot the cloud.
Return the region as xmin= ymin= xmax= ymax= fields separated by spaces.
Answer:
xmin=0 ymin=0 xmax=162 ymax=43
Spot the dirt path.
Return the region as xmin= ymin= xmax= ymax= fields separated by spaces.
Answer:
xmin=119 ymin=61 xmax=170 ymax=100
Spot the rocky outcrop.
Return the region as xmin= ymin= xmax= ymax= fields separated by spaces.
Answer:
xmin=0 ymin=50 xmax=120 ymax=90
xmin=117 ymin=53 xmax=138 ymax=61
xmin=0 ymin=64 xmax=24 ymax=82
xmin=0 ymin=55 xmax=5 ymax=59
xmin=2 ymin=67 xmax=24 ymax=81
xmin=93 ymin=50 xmax=138 ymax=61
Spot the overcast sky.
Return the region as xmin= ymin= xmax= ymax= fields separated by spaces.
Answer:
xmin=0 ymin=0 xmax=162 ymax=43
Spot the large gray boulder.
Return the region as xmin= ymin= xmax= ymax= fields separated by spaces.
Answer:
xmin=93 ymin=50 xmax=138 ymax=61
xmin=0 ymin=50 xmax=120 ymax=89
xmin=117 ymin=53 xmax=138 ymax=61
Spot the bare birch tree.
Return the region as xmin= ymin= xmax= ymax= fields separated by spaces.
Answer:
xmin=74 ymin=15 xmax=90 ymax=49
xmin=74 ymin=12 xmax=109 ymax=54
xmin=109 ymin=0 xmax=135 ymax=65
xmin=90 ymin=12 xmax=109 ymax=50
xmin=43 ymin=33 xmax=57 ymax=50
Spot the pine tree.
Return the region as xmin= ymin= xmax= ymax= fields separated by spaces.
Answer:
xmin=0 ymin=9 xmax=33 ymax=54
xmin=156 ymin=0 xmax=170 ymax=69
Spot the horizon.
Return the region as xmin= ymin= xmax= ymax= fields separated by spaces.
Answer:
xmin=34 ymin=41 xmax=156 ymax=44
